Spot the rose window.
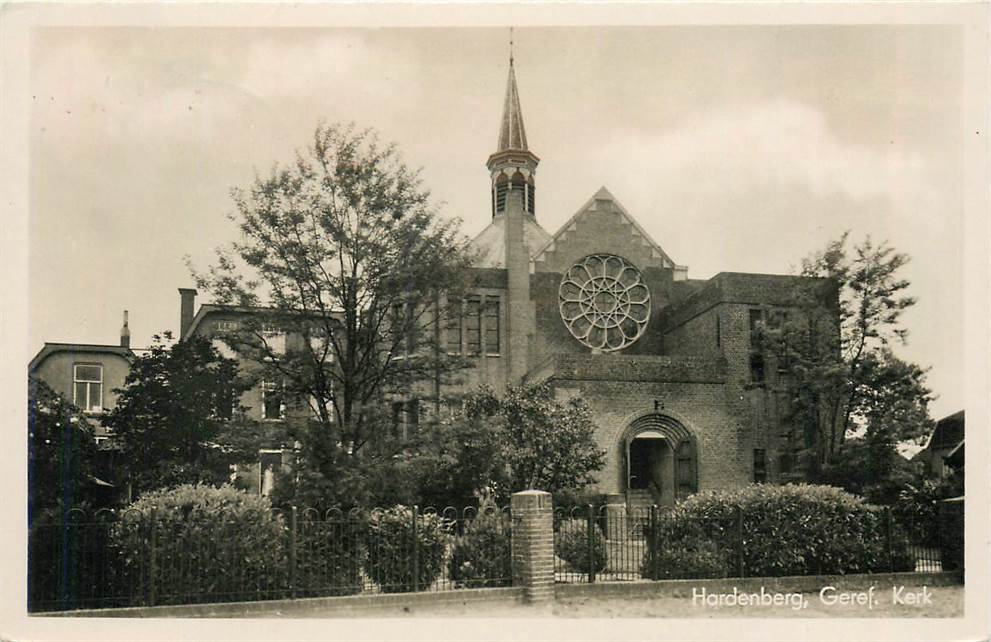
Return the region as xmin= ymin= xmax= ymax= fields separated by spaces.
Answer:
xmin=558 ymin=254 xmax=651 ymax=352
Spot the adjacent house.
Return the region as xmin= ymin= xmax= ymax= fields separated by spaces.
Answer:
xmin=913 ymin=410 xmax=965 ymax=481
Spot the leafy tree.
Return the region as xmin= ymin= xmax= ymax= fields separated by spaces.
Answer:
xmin=767 ymin=233 xmax=933 ymax=483
xmin=461 ymin=383 xmax=606 ymax=496
xmin=191 ymin=123 xmax=475 ymax=503
xmin=104 ymin=332 xmax=257 ymax=495
xmin=403 ymin=401 xmax=510 ymax=509
xmin=27 ymin=377 xmax=101 ymax=517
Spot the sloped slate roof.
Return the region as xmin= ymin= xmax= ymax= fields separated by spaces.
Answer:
xmin=29 ymin=343 xmax=133 ymax=373
xmin=469 ymin=214 xmax=553 ymax=269
xmin=928 ymin=410 xmax=965 ymax=451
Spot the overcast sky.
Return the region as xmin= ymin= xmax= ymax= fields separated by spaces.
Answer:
xmin=29 ymin=25 xmax=964 ymax=418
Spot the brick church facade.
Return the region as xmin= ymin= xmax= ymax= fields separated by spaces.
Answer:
xmin=444 ymin=58 xmax=831 ymax=509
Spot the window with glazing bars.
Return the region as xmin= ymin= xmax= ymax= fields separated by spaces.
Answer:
xmin=465 ymin=298 xmax=481 ymax=355
xmin=484 ymin=298 xmax=500 ymax=355
xmin=73 ymin=364 xmax=103 ymax=413
xmin=753 ymin=448 xmax=768 ymax=483
xmin=446 ymin=297 xmax=462 ymax=354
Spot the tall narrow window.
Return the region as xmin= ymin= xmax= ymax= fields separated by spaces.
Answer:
xmin=715 ymin=314 xmax=721 ymax=348
xmin=749 ymin=308 xmax=766 ymax=384
xmin=750 ymin=352 xmax=766 ymax=384
xmin=675 ymin=441 xmax=696 ymax=501
xmin=484 ymin=297 xmax=500 ymax=355
xmin=465 ymin=298 xmax=481 ymax=355
xmin=262 ymin=380 xmax=284 ymax=420
xmin=446 ymin=297 xmax=462 ymax=354
xmin=391 ymin=401 xmax=405 ymax=438
xmin=261 ymin=323 xmax=286 ymax=357
xmin=73 ymin=364 xmax=104 ymax=413
xmin=749 ymin=309 xmax=765 ymax=349
xmin=406 ymin=399 xmax=419 ymax=438
xmin=526 ymin=181 xmax=535 ymax=215
xmin=494 ymin=177 xmax=508 ymax=213
xmin=753 ymin=448 xmax=768 ymax=483
xmin=215 ymin=383 xmax=234 ymax=420
xmin=405 ymin=301 xmax=418 ymax=354
xmin=769 ymin=310 xmax=791 ymax=373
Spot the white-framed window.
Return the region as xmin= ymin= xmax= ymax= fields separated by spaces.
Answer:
xmin=261 ymin=323 xmax=286 ymax=357
xmin=390 ymin=398 xmax=419 ymax=440
xmin=216 ymin=320 xmax=241 ymax=332
xmin=73 ymin=364 xmax=103 ymax=413
xmin=261 ymin=379 xmax=285 ymax=420
xmin=310 ymin=393 xmax=335 ymax=423
xmin=211 ymin=338 xmax=238 ymax=360
xmin=309 ymin=333 xmax=335 ymax=363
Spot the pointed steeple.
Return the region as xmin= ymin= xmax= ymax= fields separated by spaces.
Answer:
xmin=487 ymin=32 xmax=539 ymax=220
xmin=497 ymin=60 xmax=529 ymax=152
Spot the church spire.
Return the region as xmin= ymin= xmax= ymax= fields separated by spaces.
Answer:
xmin=487 ymin=30 xmax=539 ymax=219
xmin=497 ymin=29 xmax=528 ymax=152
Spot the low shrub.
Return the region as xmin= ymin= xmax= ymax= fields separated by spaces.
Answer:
xmin=641 ymin=537 xmax=728 ymax=580
xmin=111 ymin=484 xmax=288 ymax=606
xmin=646 ymin=484 xmax=900 ymax=578
xmin=555 ymin=518 xmax=607 ymax=574
xmin=364 ymin=506 xmax=448 ymax=593
xmin=447 ymin=509 xmax=512 ymax=588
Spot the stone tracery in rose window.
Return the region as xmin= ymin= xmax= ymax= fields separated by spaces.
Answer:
xmin=558 ymin=254 xmax=651 ymax=352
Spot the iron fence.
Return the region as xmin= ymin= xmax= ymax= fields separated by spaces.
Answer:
xmin=553 ymin=502 xmax=963 ymax=584
xmin=28 ymin=504 xmax=512 ymax=613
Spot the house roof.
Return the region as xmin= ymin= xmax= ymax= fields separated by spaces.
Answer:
xmin=927 ymin=410 xmax=965 ymax=451
xmin=28 ymin=343 xmax=134 ymax=373
xmin=185 ymin=303 xmax=343 ymax=338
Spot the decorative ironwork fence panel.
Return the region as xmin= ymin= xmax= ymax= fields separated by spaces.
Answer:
xmin=28 ymin=504 xmax=512 ymax=613
xmin=552 ymin=502 xmax=961 ymax=584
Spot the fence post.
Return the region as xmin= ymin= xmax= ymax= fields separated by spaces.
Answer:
xmin=289 ymin=506 xmax=298 ymax=599
xmin=58 ymin=519 xmax=69 ymax=611
xmin=735 ymin=505 xmax=744 ymax=578
xmin=885 ymin=506 xmax=895 ymax=573
xmin=586 ymin=504 xmax=596 ymax=584
xmin=149 ymin=506 xmax=158 ymax=607
xmin=412 ymin=505 xmax=420 ymax=592
xmin=934 ymin=502 xmax=943 ymax=572
xmin=650 ymin=505 xmax=659 ymax=580
xmin=510 ymin=490 xmax=554 ymax=605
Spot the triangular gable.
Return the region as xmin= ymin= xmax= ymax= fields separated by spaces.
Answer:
xmin=532 ymin=186 xmax=678 ymax=273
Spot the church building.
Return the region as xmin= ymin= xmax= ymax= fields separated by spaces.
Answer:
xmin=163 ymin=55 xmax=835 ymax=508
xmin=449 ymin=56 xmax=831 ymax=510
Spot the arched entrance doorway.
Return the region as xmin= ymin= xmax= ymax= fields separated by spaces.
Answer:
xmin=621 ymin=413 xmax=697 ymax=508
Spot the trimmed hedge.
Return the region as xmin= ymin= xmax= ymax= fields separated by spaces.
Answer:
xmin=111 ymin=484 xmax=288 ymax=605
xmin=447 ymin=510 xmax=512 ymax=588
xmin=364 ymin=506 xmax=448 ymax=593
xmin=555 ymin=518 xmax=607 ymax=574
xmin=643 ymin=484 xmax=913 ymax=578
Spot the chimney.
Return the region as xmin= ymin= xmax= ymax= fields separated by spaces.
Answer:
xmin=119 ymin=310 xmax=131 ymax=348
xmin=179 ymin=288 xmax=197 ymax=339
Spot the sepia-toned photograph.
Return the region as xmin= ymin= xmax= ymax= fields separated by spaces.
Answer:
xmin=3 ymin=3 xmax=989 ymax=641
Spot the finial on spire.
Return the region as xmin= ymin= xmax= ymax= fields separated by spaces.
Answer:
xmin=509 ymin=27 xmax=514 ymax=66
